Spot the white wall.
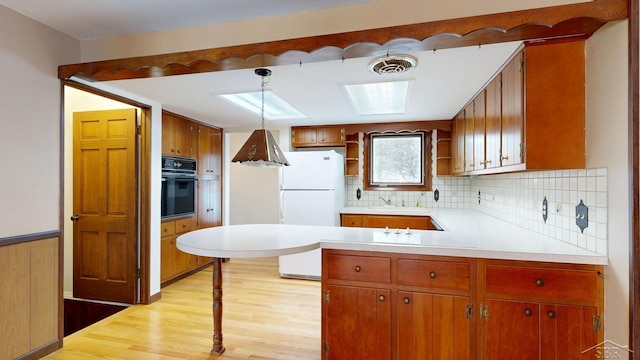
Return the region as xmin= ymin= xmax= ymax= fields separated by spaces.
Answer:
xmin=227 ymin=132 xmax=282 ymax=225
xmin=80 ymin=0 xmax=589 ymax=61
xmin=0 ymin=5 xmax=79 ymax=238
xmin=585 ymin=20 xmax=629 ymax=348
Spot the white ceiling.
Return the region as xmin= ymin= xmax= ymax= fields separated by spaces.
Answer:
xmin=104 ymin=42 xmax=522 ymax=130
xmin=0 ymin=0 xmax=522 ymax=130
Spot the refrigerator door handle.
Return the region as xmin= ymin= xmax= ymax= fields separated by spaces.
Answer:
xmin=279 ymin=191 xmax=285 ymax=223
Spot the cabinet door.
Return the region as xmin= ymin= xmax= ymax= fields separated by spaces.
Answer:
xmin=161 ymin=114 xmax=176 ymax=155
xmin=485 ymin=75 xmax=501 ymax=170
xmin=540 ymin=304 xmax=599 ymax=360
xmin=292 ymin=127 xmax=317 ymax=146
xmin=341 ymin=214 xmax=362 ymax=227
xmin=473 ymin=91 xmax=486 ymax=170
xmin=174 ymin=116 xmax=194 ymax=158
xmin=464 ymin=105 xmax=475 ymax=172
xmin=324 ymin=285 xmax=391 ymax=360
xmin=397 ymin=292 xmax=471 ymax=360
xmin=501 ymin=52 xmax=524 ymax=167
xmin=198 ymin=179 xmax=221 ymax=228
xmin=197 ymin=126 xmax=222 ymax=177
xmin=317 ymin=126 xmax=345 ymax=146
xmin=483 ymin=299 xmax=539 ymax=360
xmin=160 ymin=235 xmax=176 ymax=282
xmin=197 ymin=125 xmax=212 ymax=175
xmin=452 ymin=112 xmax=466 ymax=174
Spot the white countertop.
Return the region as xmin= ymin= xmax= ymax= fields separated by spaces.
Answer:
xmin=177 ymin=209 xmax=607 ymax=265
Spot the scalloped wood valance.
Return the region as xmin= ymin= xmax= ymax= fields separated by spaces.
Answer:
xmin=58 ymin=0 xmax=627 ymax=82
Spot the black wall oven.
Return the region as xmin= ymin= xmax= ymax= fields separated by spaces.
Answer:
xmin=161 ymin=156 xmax=197 ymax=219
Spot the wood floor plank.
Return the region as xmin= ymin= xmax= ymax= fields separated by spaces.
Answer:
xmin=44 ymin=257 xmax=321 ymax=359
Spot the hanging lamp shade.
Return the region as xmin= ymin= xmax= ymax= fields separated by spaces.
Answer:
xmin=231 ymin=68 xmax=290 ymax=167
xmin=231 ymin=128 xmax=289 ymax=167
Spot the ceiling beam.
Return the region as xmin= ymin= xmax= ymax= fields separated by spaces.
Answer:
xmin=58 ymin=0 xmax=627 ymax=81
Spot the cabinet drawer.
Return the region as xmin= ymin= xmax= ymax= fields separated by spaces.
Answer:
xmin=326 ymin=254 xmax=391 ymax=284
xmin=161 ymin=221 xmax=176 ymax=237
xmin=485 ymin=265 xmax=599 ymax=303
xmin=398 ymin=259 xmax=470 ymax=291
xmin=175 ymin=218 xmax=193 ymax=234
xmin=341 ymin=215 xmax=362 ymax=227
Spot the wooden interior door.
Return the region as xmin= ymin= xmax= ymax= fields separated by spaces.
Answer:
xmin=72 ymin=109 xmax=138 ymax=304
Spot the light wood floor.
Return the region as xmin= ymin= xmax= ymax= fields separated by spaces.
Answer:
xmin=44 ymin=257 xmax=322 ymax=360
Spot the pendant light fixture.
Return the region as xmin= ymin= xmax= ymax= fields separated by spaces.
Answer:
xmin=231 ymin=68 xmax=290 ymax=167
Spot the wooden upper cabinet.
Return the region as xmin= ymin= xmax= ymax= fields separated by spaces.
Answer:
xmin=485 ymin=75 xmax=502 ymax=170
xmin=523 ymin=40 xmax=585 ymax=170
xmin=463 ymin=105 xmax=475 ymax=173
xmin=162 ymin=111 xmax=195 ymax=157
xmin=501 ymin=50 xmax=524 ymax=168
xmin=451 ymin=112 xmax=465 ymax=175
xmin=473 ymin=91 xmax=486 ymax=171
xmin=451 ymin=40 xmax=585 ymax=176
xmin=291 ymin=125 xmax=345 ymax=147
xmin=197 ymin=125 xmax=222 ymax=177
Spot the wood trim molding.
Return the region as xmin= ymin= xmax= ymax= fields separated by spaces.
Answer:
xmin=0 ymin=231 xmax=60 ymax=247
xmin=629 ymin=0 xmax=639 ymax=356
xmin=345 ymin=120 xmax=452 ymax=135
xmin=58 ymin=0 xmax=627 ymax=81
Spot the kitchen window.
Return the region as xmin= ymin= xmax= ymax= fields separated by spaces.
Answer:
xmin=364 ymin=131 xmax=432 ymax=191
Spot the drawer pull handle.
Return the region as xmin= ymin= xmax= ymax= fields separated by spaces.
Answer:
xmin=429 ymin=271 xmax=437 ymax=279
xmin=548 ymin=311 xmax=556 ymax=319
xmin=524 ymin=308 xmax=533 ymax=317
xmin=403 ymin=297 xmax=410 ymax=304
xmin=379 ymin=295 xmax=385 ymax=302
xmin=536 ymin=279 xmax=544 ymax=287
xmin=355 ymin=266 xmax=361 ymax=273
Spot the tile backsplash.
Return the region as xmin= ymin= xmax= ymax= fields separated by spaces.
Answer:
xmin=344 ymin=132 xmax=608 ymax=255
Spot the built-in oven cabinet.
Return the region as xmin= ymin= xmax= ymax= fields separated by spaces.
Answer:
xmin=162 ymin=111 xmax=196 ymax=157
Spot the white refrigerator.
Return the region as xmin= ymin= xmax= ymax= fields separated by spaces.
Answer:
xmin=279 ymin=150 xmax=345 ymax=279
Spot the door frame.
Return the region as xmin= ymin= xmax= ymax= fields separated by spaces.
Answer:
xmin=62 ymin=80 xmax=154 ymax=304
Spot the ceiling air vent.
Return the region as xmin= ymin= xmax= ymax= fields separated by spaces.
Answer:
xmin=368 ymin=54 xmax=418 ymax=75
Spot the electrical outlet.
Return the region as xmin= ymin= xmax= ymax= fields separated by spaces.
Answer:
xmin=575 ymin=200 xmax=589 ymax=233
xmin=542 ymin=197 xmax=548 ymax=223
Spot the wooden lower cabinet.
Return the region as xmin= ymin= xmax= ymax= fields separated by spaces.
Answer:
xmin=483 ymin=300 xmax=598 ymax=360
xmin=341 ymin=213 xmax=439 ymax=230
xmin=397 ymin=292 xmax=471 ymax=360
xmin=322 ymin=250 xmax=604 ymax=360
xmin=324 ymin=285 xmax=391 ymax=360
xmin=161 ymin=216 xmax=211 ymax=284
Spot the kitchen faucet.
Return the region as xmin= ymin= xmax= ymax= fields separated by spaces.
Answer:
xmin=378 ymin=197 xmax=391 ymax=206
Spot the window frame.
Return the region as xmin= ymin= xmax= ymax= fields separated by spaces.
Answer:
xmin=363 ymin=130 xmax=432 ymax=191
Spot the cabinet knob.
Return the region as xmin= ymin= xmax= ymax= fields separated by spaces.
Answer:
xmin=524 ymin=308 xmax=533 ymax=317
xmin=536 ymin=279 xmax=544 ymax=287
xmin=164 ymin=227 xmax=168 ymax=232
xmin=355 ymin=265 xmax=361 ymax=272
xmin=378 ymin=295 xmax=385 ymax=302
xmin=182 ymin=224 xmax=187 ymax=228
xmin=403 ymin=297 xmax=410 ymax=304
xmin=429 ymin=271 xmax=437 ymax=279
xmin=501 ymin=156 xmax=509 ymax=161
xmin=548 ymin=311 xmax=556 ymax=319
xmin=351 ymin=220 xmax=355 ymax=225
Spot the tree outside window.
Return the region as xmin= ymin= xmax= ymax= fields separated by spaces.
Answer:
xmin=364 ymin=131 xmax=432 ymax=191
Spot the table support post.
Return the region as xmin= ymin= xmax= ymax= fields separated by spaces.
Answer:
xmin=211 ymin=257 xmax=225 ymax=356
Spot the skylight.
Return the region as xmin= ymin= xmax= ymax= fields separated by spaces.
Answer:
xmin=219 ymin=91 xmax=305 ymax=120
xmin=343 ymin=80 xmax=412 ymax=115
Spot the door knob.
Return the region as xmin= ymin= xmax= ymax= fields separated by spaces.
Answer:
xmin=70 ymin=215 xmax=80 ymax=221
